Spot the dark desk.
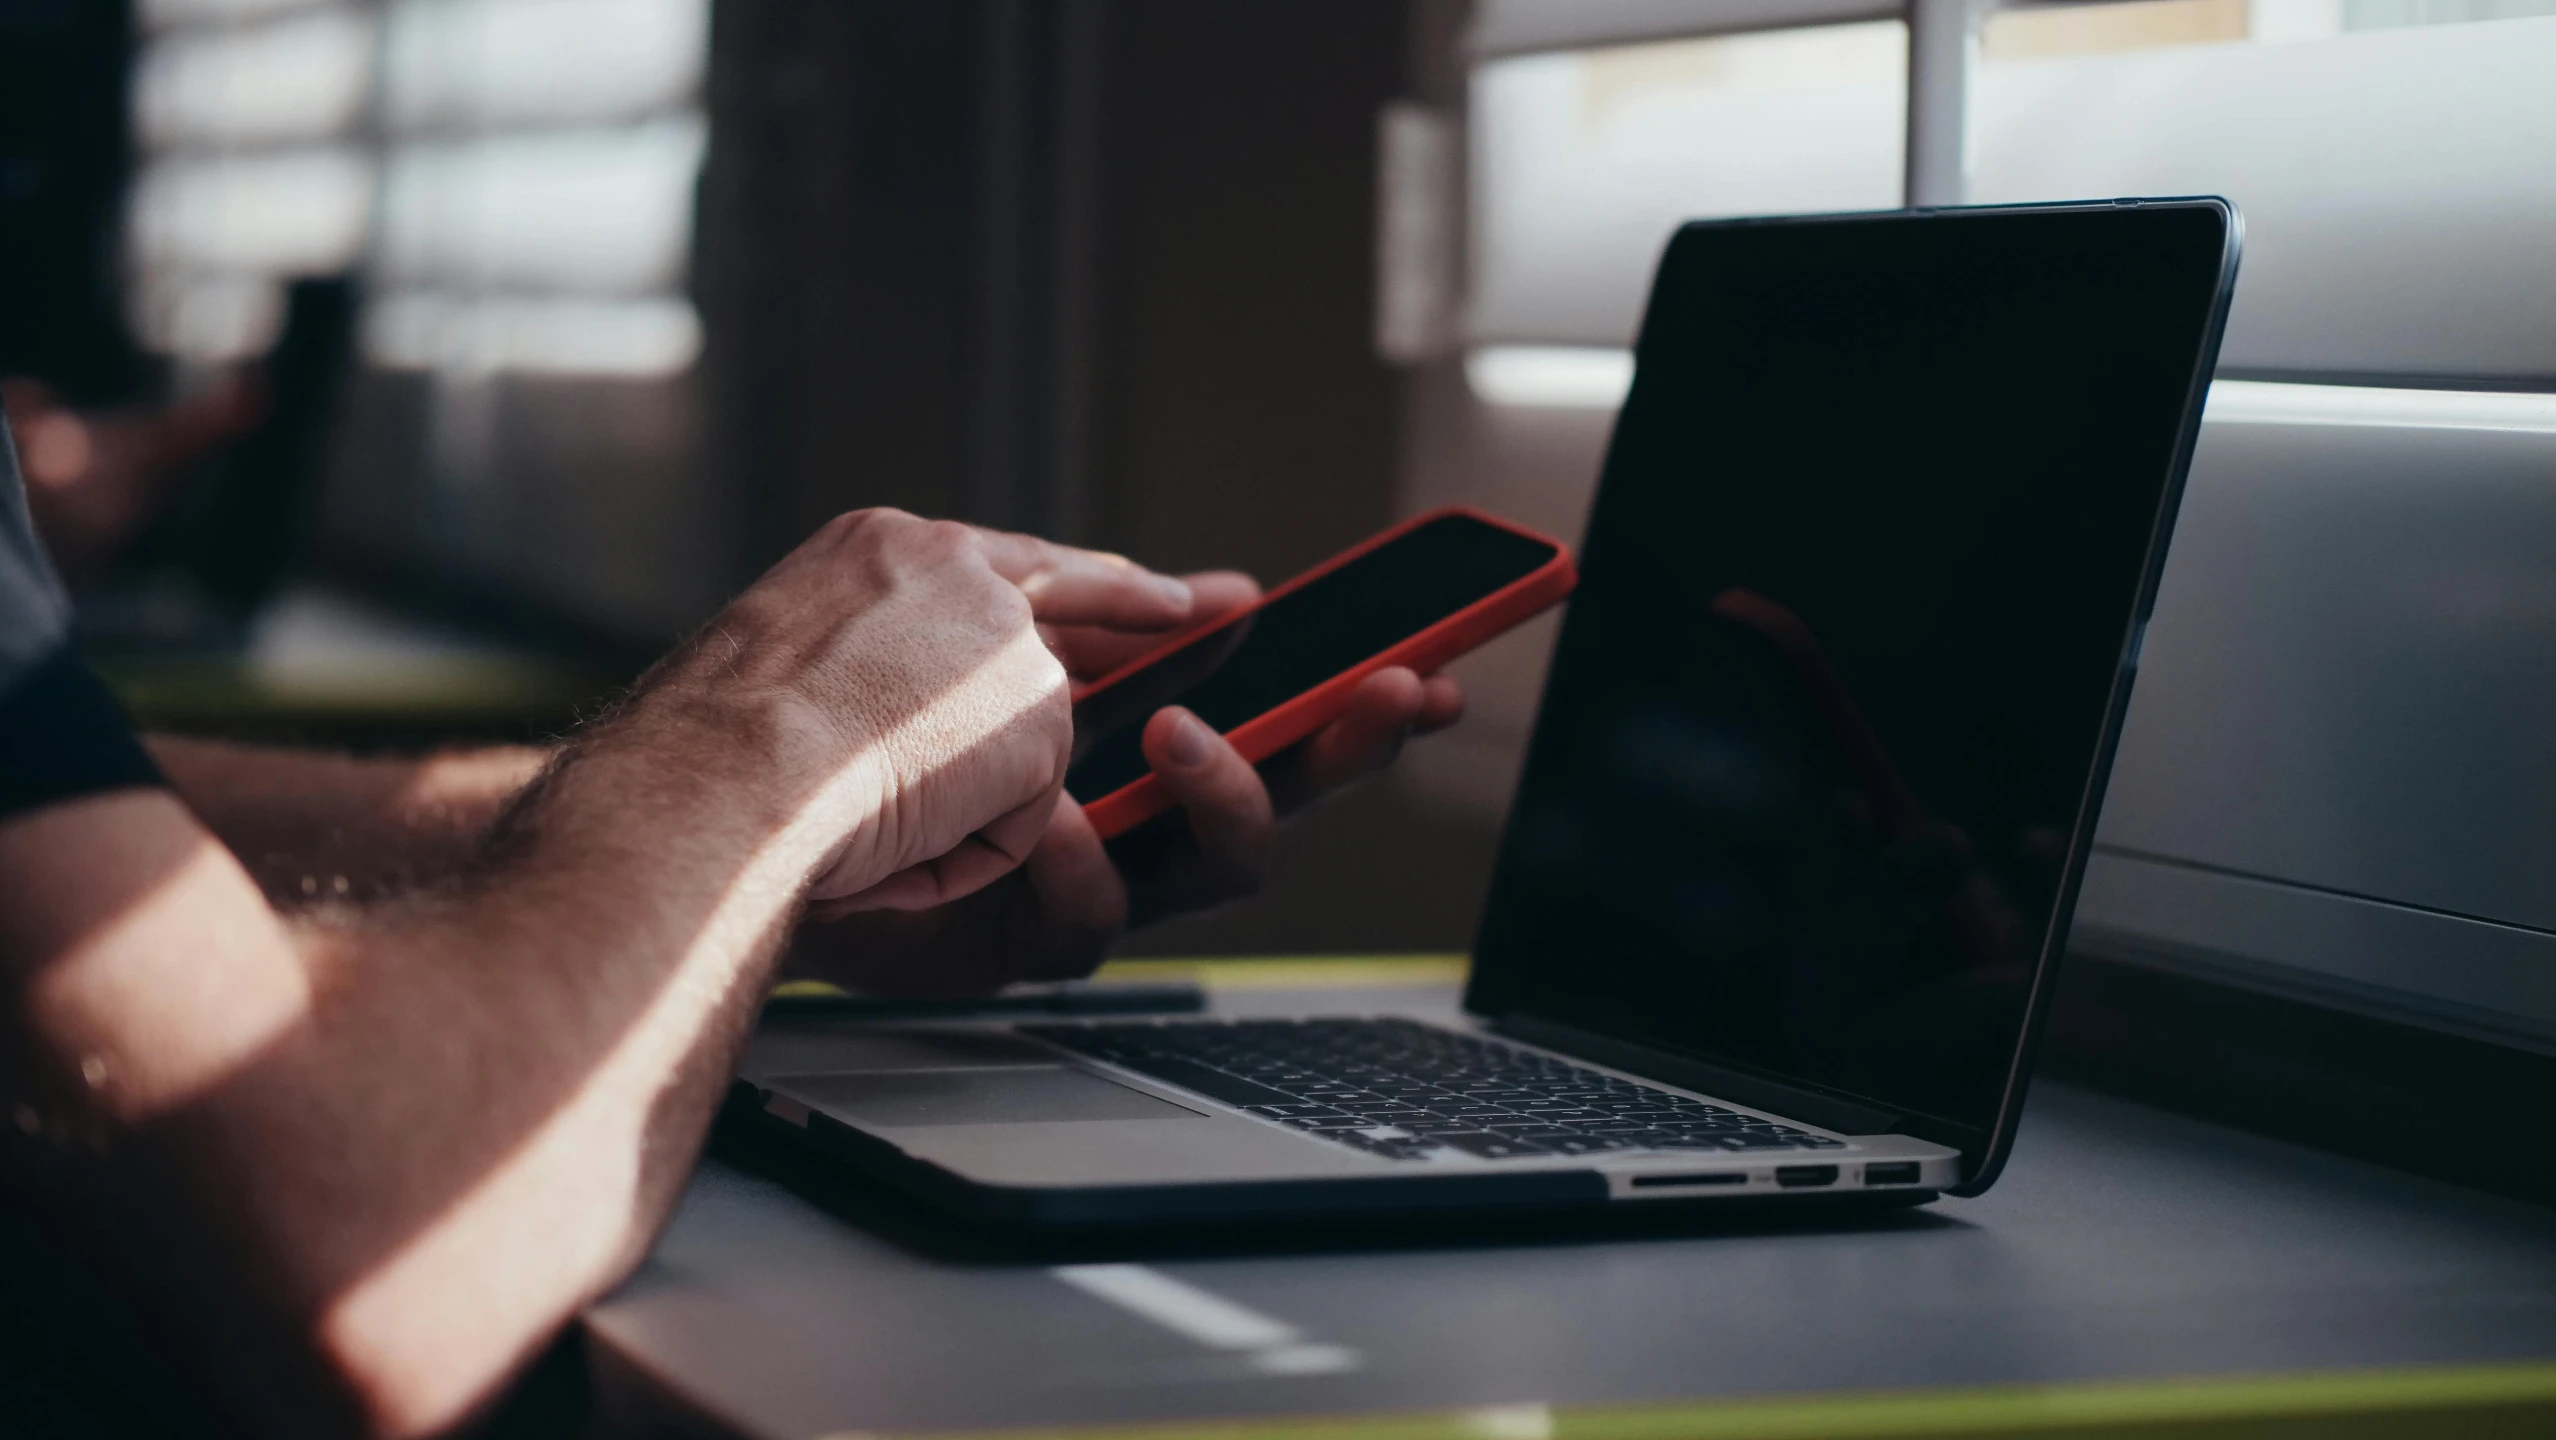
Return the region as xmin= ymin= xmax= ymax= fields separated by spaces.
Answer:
xmin=585 ymin=961 xmax=2556 ymax=1438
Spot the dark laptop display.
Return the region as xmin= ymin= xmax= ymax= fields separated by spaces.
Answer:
xmin=1469 ymin=203 xmax=2238 ymax=1184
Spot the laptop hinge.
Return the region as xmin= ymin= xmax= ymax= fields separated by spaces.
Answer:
xmin=1491 ymin=1016 xmax=1907 ymax=1136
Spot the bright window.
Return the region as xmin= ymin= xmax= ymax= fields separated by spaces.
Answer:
xmin=1470 ymin=22 xmax=1906 ymax=350
xmin=1465 ymin=1 xmax=2556 ymax=386
xmin=128 ymin=0 xmax=708 ymax=377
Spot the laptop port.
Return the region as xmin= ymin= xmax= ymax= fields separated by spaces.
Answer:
xmin=1627 ymin=1172 xmax=1747 ymax=1189
xmin=1865 ymin=1162 xmax=1921 ymax=1186
xmin=1775 ymin=1164 xmax=1839 ymax=1188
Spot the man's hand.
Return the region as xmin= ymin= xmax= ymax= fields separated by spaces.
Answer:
xmin=602 ymin=511 xmax=1197 ymax=915
xmin=1 ymin=373 xmax=267 ymax=586
xmin=782 ymin=571 xmax=1463 ymax=997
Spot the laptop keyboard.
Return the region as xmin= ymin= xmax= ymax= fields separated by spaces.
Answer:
xmin=1019 ymin=1017 xmax=1846 ymax=1162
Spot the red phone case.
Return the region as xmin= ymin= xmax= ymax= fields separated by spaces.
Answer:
xmin=1075 ymin=506 xmax=1578 ymax=838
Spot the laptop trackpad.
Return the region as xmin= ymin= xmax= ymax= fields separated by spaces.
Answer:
xmin=774 ymin=1067 xmax=1207 ymax=1127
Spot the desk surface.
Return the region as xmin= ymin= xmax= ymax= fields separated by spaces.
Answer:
xmin=585 ymin=963 xmax=2556 ymax=1439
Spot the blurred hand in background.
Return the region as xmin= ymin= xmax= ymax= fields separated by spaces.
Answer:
xmin=1 ymin=371 xmax=266 ymax=588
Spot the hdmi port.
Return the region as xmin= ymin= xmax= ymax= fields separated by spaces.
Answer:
xmin=1775 ymin=1164 xmax=1839 ymax=1188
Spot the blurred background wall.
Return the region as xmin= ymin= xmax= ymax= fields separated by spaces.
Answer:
xmin=23 ymin=0 xmax=1492 ymax=957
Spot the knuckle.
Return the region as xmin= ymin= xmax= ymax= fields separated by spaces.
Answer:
xmin=960 ymin=570 xmax=1037 ymax=644
xmin=987 ymin=578 xmax=1036 ymax=629
xmin=1029 ymin=662 xmax=1074 ymax=782
xmin=918 ymin=518 xmax=982 ymax=563
xmin=1023 ymin=630 xmax=1068 ymax=685
xmin=824 ymin=506 xmax=902 ymax=542
xmin=1023 ymin=655 xmax=1072 ymax=736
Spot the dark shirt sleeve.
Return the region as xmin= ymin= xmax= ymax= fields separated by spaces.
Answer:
xmin=0 ymin=413 xmax=163 ymax=819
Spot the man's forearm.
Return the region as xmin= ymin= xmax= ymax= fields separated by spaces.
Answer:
xmin=6 ymin=704 xmax=847 ymax=1437
xmin=275 ymin=710 xmax=832 ymax=1431
xmin=4 ymin=508 xmax=1121 ymax=1437
xmin=147 ymin=736 xmax=549 ymax=903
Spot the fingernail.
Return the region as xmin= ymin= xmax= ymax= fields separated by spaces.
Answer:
xmin=1149 ymin=573 xmax=1193 ymax=609
xmin=1164 ymin=710 xmax=1215 ymax=769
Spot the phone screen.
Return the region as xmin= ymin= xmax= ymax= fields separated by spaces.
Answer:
xmin=1065 ymin=514 xmax=1561 ymax=802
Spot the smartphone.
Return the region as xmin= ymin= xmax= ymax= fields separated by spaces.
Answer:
xmin=1067 ymin=507 xmax=1577 ymax=837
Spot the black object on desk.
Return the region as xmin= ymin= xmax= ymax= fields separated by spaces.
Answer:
xmin=760 ymin=980 xmax=1207 ymax=1024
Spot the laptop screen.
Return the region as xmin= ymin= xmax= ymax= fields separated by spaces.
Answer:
xmin=1467 ymin=202 xmax=2236 ymax=1171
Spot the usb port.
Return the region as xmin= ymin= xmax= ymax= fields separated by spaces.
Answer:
xmin=1774 ymin=1164 xmax=1839 ymax=1188
xmin=1865 ymin=1162 xmax=1921 ymax=1186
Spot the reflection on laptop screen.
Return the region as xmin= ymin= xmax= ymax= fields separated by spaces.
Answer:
xmin=1469 ymin=203 xmax=2234 ymax=1146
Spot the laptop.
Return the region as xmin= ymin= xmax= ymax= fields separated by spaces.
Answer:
xmin=736 ymin=199 xmax=2243 ymax=1226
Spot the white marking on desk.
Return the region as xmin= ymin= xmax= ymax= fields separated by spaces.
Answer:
xmin=1050 ymin=1264 xmax=1362 ymax=1376
xmin=1248 ymin=1342 xmax=1360 ymax=1376
xmin=1462 ymin=1403 xmax=1554 ymax=1440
